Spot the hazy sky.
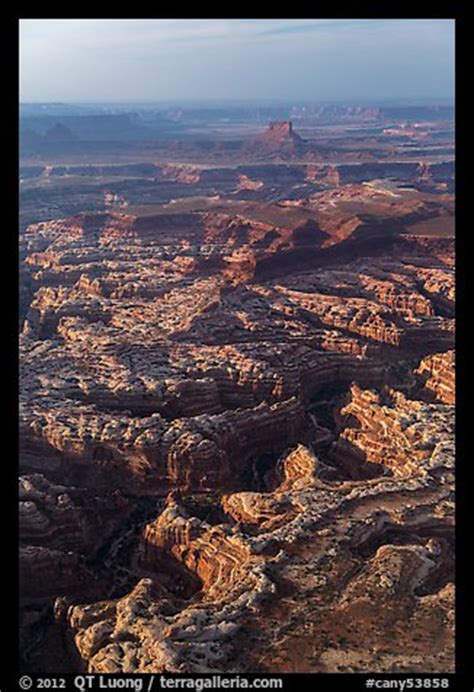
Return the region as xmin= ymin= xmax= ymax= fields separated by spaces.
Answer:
xmin=19 ymin=19 xmax=455 ymax=103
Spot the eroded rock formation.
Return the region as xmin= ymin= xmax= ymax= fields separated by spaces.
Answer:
xmin=415 ymin=351 xmax=455 ymax=404
xmin=56 ymin=396 xmax=454 ymax=673
xmin=19 ymin=167 xmax=455 ymax=674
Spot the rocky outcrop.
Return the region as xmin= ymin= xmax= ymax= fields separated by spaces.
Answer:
xmin=60 ymin=494 xmax=275 ymax=673
xmin=332 ymin=384 xmax=454 ymax=479
xmin=415 ymin=351 xmax=455 ymax=404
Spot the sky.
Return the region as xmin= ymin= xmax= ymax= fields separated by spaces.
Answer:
xmin=19 ymin=19 xmax=455 ymax=104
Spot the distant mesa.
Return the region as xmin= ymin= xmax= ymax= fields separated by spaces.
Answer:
xmin=20 ymin=123 xmax=78 ymax=152
xmin=260 ymin=120 xmax=303 ymax=142
xmin=252 ymin=121 xmax=306 ymax=155
xmin=43 ymin=123 xmax=78 ymax=142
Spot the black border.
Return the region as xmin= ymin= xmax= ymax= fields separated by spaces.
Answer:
xmin=6 ymin=8 xmax=469 ymax=691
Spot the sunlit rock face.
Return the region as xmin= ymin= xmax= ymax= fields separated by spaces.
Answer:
xmin=414 ymin=350 xmax=455 ymax=404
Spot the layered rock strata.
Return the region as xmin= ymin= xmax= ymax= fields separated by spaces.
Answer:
xmin=58 ymin=388 xmax=454 ymax=672
xmin=19 ymin=201 xmax=455 ymax=673
xmin=415 ymin=351 xmax=455 ymax=404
